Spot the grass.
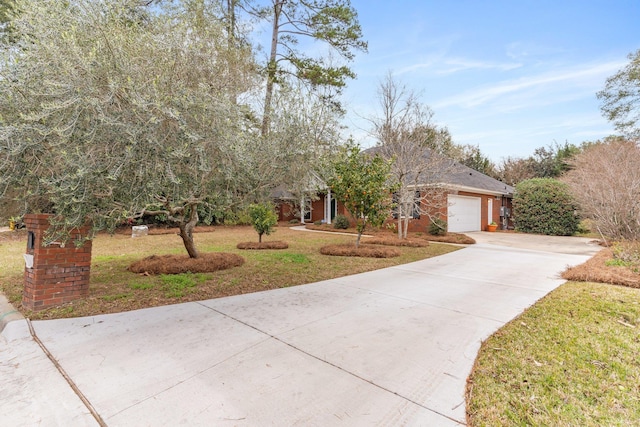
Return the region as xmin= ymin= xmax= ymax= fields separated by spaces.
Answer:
xmin=467 ymin=281 xmax=640 ymax=426
xmin=0 ymin=225 xmax=459 ymax=320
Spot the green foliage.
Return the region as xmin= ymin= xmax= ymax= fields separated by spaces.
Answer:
xmin=0 ymin=0 xmax=257 ymax=253
xmin=333 ymin=214 xmax=350 ymax=229
xmin=598 ymin=49 xmax=640 ymax=138
xmin=248 ymin=203 xmax=278 ymax=242
xmin=428 ymin=218 xmax=447 ymax=236
xmin=253 ymin=0 xmax=367 ymax=134
xmin=513 ymin=178 xmax=579 ymax=236
xmin=328 ymin=145 xmax=395 ymax=246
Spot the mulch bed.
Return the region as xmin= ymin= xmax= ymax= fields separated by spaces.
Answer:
xmin=128 ymin=252 xmax=245 ymax=275
xmin=303 ymin=223 xmax=475 ymax=245
xmin=562 ymin=248 xmax=640 ymax=288
xmin=320 ymin=243 xmax=401 ymax=258
xmin=365 ymin=236 xmax=429 ymax=247
xmin=237 ymin=241 xmax=289 ymax=250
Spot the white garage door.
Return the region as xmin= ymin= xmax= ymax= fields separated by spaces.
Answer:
xmin=447 ymin=195 xmax=481 ymax=232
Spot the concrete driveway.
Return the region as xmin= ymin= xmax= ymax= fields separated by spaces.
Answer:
xmin=1 ymin=232 xmax=601 ymax=426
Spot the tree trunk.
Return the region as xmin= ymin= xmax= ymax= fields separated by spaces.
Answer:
xmin=402 ymin=208 xmax=409 ymax=239
xmin=261 ymin=0 xmax=284 ymax=137
xmin=178 ymin=205 xmax=200 ymax=258
xmin=355 ymin=231 xmax=362 ymax=248
xmin=259 ymin=232 xmax=263 ymax=243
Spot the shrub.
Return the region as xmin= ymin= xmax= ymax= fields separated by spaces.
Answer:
xmin=429 ymin=218 xmax=447 ymax=236
xmin=513 ymin=178 xmax=579 ymax=236
xmin=248 ymin=203 xmax=278 ymax=242
xmin=333 ymin=214 xmax=350 ymax=229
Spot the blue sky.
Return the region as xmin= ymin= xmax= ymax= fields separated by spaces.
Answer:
xmin=340 ymin=0 xmax=640 ymax=162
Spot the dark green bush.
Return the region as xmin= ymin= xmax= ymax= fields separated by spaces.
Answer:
xmin=428 ymin=218 xmax=447 ymax=235
xmin=513 ymin=178 xmax=579 ymax=236
xmin=333 ymin=214 xmax=350 ymax=229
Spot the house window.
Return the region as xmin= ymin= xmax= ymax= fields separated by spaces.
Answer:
xmin=392 ymin=190 xmax=421 ymax=219
xmin=304 ymin=198 xmax=312 ymax=221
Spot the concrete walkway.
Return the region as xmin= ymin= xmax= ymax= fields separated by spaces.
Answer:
xmin=1 ymin=232 xmax=601 ymax=426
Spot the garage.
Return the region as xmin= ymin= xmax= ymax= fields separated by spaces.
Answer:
xmin=447 ymin=195 xmax=481 ymax=232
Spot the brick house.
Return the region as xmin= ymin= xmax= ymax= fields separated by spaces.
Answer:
xmin=275 ymin=156 xmax=514 ymax=233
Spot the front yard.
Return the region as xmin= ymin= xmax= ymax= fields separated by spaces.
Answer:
xmin=0 ymin=225 xmax=458 ymax=320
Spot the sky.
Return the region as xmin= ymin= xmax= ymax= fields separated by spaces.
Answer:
xmin=338 ymin=0 xmax=640 ymax=162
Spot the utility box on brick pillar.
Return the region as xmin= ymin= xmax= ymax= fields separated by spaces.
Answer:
xmin=23 ymin=214 xmax=92 ymax=311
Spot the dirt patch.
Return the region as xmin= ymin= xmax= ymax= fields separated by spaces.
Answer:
xmin=0 ymin=229 xmax=27 ymax=243
xmin=366 ymin=236 xmax=429 ymax=247
xmin=320 ymin=243 xmax=401 ymax=258
xmin=562 ymin=248 xmax=640 ymax=288
xmin=128 ymin=252 xmax=245 ymax=275
xmin=237 ymin=241 xmax=289 ymax=250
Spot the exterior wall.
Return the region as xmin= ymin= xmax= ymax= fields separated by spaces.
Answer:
xmin=279 ymin=189 xmax=513 ymax=231
xmin=276 ymin=200 xmax=296 ymax=222
xmin=23 ymin=214 xmax=92 ymax=311
xmin=384 ymin=190 xmax=513 ymax=233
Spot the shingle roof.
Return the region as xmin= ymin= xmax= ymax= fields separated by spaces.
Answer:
xmin=444 ymin=161 xmax=514 ymax=196
xmin=364 ymin=145 xmax=514 ymax=196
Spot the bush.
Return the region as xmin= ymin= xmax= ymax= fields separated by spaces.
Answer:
xmin=428 ymin=218 xmax=447 ymax=236
xmin=513 ymin=178 xmax=579 ymax=236
xmin=248 ymin=203 xmax=278 ymax=242
xmin=333 ymin=214 xmax=350 ymax=229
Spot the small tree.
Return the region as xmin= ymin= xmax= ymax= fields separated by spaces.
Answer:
xmin=328 ymin=146 xmax=394 ymax=247
xmin=512 ymin=178 xmax=579 ymax=236
xmin=369 ymin=73 xmax=453 ymax=239
xmin=248 ymin=203 xmax=278 ymax=243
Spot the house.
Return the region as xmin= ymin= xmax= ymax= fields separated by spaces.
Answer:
xmin=275 ymin=150 xmax=514 ymax=233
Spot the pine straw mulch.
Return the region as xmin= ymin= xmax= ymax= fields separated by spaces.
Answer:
xmin=320 ymin=243 xmax=401 ymax=258
xmin=562 ymin=247 xmax=640 ymax=288
xmin=304 ymin=223 xmax=476 ymax=245
xmin=237 ymin=241 xmax=289 ymax=250
xmin=128 ymin=252 xmax=245 ymax=275
xmin=365 ymin=236 xmax=430 ymax=247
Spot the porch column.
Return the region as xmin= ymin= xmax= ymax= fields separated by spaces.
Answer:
xmin=326 ymin=189 xmax=332 ymax=225
xmin=300 ymin=196 xmax=305 ymax=224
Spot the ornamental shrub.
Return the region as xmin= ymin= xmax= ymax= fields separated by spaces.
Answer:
xmin=333 ymin=214 xmax=350 ymax=229
xmin=428 ymin=218 xmax=447 ymax=236
xmin=512 ymin=178 xmax=579 ymax=236
xmin=248 ymin=203 xmax=278 ymax=242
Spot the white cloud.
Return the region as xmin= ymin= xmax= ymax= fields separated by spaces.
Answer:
xmin=434 ymin=60 xmax=626 ymax=110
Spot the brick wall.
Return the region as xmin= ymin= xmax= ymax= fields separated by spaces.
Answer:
xmin=23 ymin=214 xmax=92 ymax=311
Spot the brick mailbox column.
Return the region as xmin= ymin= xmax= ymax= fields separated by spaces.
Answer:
xmin=23 ymin=214 xmax=92 ymax=311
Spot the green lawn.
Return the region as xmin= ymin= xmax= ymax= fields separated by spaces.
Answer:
xmin=467 ymin=281 xmax=640 ymax=426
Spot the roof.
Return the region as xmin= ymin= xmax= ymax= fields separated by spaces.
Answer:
xmin=444 ymin=162 xmax=514 ymax=196
xmin=364 ymin=145 xmax=514 ymax=197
